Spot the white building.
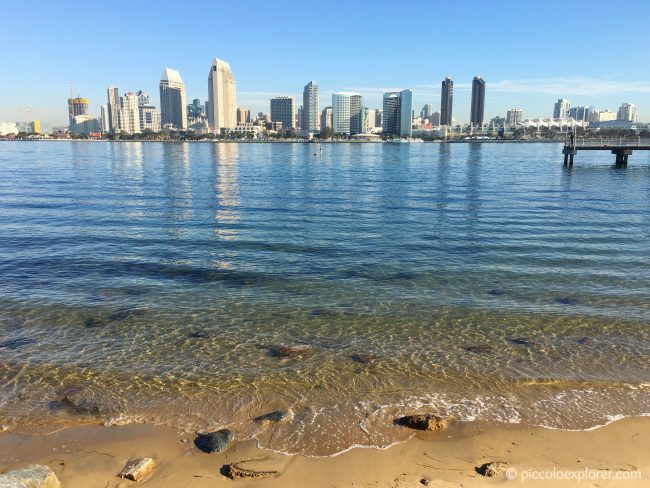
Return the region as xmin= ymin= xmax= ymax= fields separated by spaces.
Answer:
xmin=332 ymin=92 xmax=363 ymax=135
xmin=159 ymin=68 xmax=187 ymax=130
xmin=100 ymin=104 xmax=110 ymax=132
xmin=119 ymin=92 xmax=141 ymax=134
xmin=302 ymin=81 xmax=319 ymax=132
xmin=553 ymin=99 xmax=570 ymax=119
xmin=506 ymin=108 xmax=523 ymax=126
xmin=139 ymin=104 xmax=161 ymax=132
xmin=617 ymin=103 xmax=637 ymax=122
xmin=0 ymin=122 xmax=18 ymax=135
xmin=590 ymin=109 xmax=617 ymax=123
xmin=320 ymin=107 xmax=332 ymax=130
xmin=207 ymin=58 xmax=237 ymax=134
xmin=107 ymin=86 xmax=120 ymax=133
xmin=70 ymin=115 xmax=101 ymax=134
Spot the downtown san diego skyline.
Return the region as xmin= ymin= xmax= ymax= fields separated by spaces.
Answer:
xmin=2 ymin=0 xmax=650 ymax=127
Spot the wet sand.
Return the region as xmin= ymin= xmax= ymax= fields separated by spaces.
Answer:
xmin=1 ymin=417 xmax=648 ymax=487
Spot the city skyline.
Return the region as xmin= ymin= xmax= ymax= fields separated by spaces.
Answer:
xmin=2 ymin=1 xmax=650 ymax=126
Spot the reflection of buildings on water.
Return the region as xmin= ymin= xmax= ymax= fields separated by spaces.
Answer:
xmin=162 ymin=143 xmax=195 ymax=226
xmin=212 ymin=144 xmax=240 ymax=242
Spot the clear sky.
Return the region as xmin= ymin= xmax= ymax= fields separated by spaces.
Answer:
xmin=2 ymin=0 xmax=649 ymax=126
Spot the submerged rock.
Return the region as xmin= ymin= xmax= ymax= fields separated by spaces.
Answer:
xmin=350 ymin=353 xmax=376 ymax=364
xmin=59 ymin=389 xmax=103 ymax=415
xmin=188 ymin=329 xmax=211 ymax=339
xmin=107 ymin=309 xmax=145 ymax=321
xmin=254 ymin=411 xmax=286 ymax=422
xmin=118 ymin=457 xmax=156 ymax=481
xmin=221 ymin=458 xmax=278 ymax=479
xmin=194 ymin=429 xmax=234 ymax=453
xmin=555 ymin=297 xmax=579 ymax=305
xmin=267 ymin=344 xmax=314 ymax=359
xmin=395 ymin=414 xmax=451 ymax=431
xmin=462 ymin=344 xmax=494 ymax=354
xmin=83 ymin=317 xmax=107 ymax=328
xmin=507 ymin=337 xmax=534 ymax=347
xmin=575 ymin=336 xmax=593 ymax=345
xmin=0 ymin=464 xmax=61 ymax=488
xmin=0 ymin=337 xmax=35 ymax=350
xmin=476 ymin=461 xmax=509 ymax=477
xmin=488 ymin=289 xmax=506 ymax=296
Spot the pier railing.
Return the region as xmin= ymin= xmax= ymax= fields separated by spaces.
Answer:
xmin=566 ymin=137 xmax=650 ymax=148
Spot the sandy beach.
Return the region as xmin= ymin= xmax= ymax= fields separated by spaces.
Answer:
xmin=1 ymin=417 xmax=648 ymax=487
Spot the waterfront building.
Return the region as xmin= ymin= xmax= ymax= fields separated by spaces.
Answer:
xmin=568 ymin=106 xmax=593 ymax=123
xmin=0 ymin=122 xmax=18 ymax=135
xmin=320 ymin=106 xmax=332 ymax=130
xmin=100 ymin=105 xmax=109 ymax=132
xmin=440 ymin=77 xmax=453 ymax=126
xmin=375 ymin=110 xmax=383 ymax=128
xmin=617 ymin=103 xmax=637 ymax=122
xmin=136 ymin=90 xmax=150 ymax=106
xmin=332 ymin=92 xmax=363 ymax=135
xmin=297 ymin=106 xmax=303 ymax=130
xmin=470 ymin=76 xmax=486 ymax=126
xmin=382 ymin=90 xmax=413 ymax=137
xmin=107 ymin=86 xmax=120 ymax=133
xmin=420 ymin=103 xmax=433 ymax=119
xmin=207 ymin=58 xmax=237 ymax=134
xmin=70 ymin=115 xmax=101 ymax=134
xmin=139 ymin=104 xmax=161 ymax=132
xmin=237 ymin=107 xmax=251 ymax=124
xmin=589 ymin=109 xmax=617 ymax=123
xmin=302 ymin=81 xmax=320 ymax=132
xmin=270 ymin=96 xmax=296 ymax=130
xmin=506 ymin=108 xmax=523 ymax=126
xmin=67 ymin=97 xmax=88 ymax=123
xmin=118 ymin=92 xmax=141 ymax=134
xmin=553 ymin=99 xmax=570 ymax=119
xmin=159 ymin=68 xmax=187 ymax=130
xmin=429 ymin=111 xmax=441 ymax=126
xmin=187 ymin=99 xmax=205 ymax=119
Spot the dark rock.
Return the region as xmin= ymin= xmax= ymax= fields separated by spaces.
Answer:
xmin=221 ymin=458 xmax=278 ymax=479
xmin=507 ymin=337 xmax=534 ymax=347
xmin=0 ymin=337 xmax=35 ymax=349
xmin=350 ymin=353 xmax=376 ymax=364
xmin=395 ymin=414 xmax=451 ymax=431
xmin=463 ymin=344 xmax=494 ymax=354
xmin=254 ymin=411 xmax=285 ymax=422
xmin=488 ymin=289 xmax=506 ymax=296
xmin=194 ymin=429 xmax=234 ymax=453
xmin=267 ymin=344 xmax=314 ymax=359
xmin=60 ymin=390 xmax=102 ymax=415
xmin=555 ymin=297 xmax=579 ymax=305
xmin=309 ymin=309 xmax=336 ymax=317
xmin=188 ymin=329 xmax=211 ymax=339
xmin=476 ymin=461 xmax=509 ymax=477
xmin=83 ymin=317 xmax=107 ymax=328
xmin=576 ymin=336 xmax=593 ymax=345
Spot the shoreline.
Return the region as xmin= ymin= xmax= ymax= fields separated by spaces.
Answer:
xmin=0 ymin=138 xmax=563 ymax=144
xmin=2 ymin=417 xmax=649 ymax=486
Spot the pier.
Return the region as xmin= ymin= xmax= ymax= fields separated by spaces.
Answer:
xmin=563 ymin=137 xmax=650 ymax=167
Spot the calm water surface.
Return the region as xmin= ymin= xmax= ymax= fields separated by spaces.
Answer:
xmin=0 ymin=141 xmax=649 ymax=455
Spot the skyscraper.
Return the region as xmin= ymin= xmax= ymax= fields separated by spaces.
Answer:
xmin=159 ymin=68 xmax=187 ymax=130
xmin=237 ymin=107 xmax=250 ymax=124
xmin=100 ymin=104 xmax=110 ymax=132
xmin=617 ymin=103 xmax=637 ymax=122
xmin=107 ymin=86 xmax=120 ymax=133
xmin=506 ymin=108 xmax=523 ymax=126
xmin=207 ymin=58 xmax=237 ymax=134
xmin=553 ymin=99 xmax=570 ymax=119
xmin=440 ymin=77 xmax=453 ymax=126
xmin=320 ymin=107 xmax=332 ymax=130
xmin=332 ymin=93 xmax=363 ymax=135
xmin=67 ymin=97 xmax=88 ymax=123
xmin=118 ymin=92 xmax=141 ymax=134
xmin=382 ymin=90 xmax=413 ymax=137
xmin=420 ymin=103 xmax=433 ymax=119
xmin=470 ymin=76 xmax=486 ymax=126
xmin=136 ymin=90 xmax=150 ymax=106
xmin=302 ymin=81 xmax=319 ymax=132
xmin=270 ymin=96 xmax=296 ymax=130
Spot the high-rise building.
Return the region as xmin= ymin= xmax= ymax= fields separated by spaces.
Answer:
xmin=107 ymin=86 xmax=120 ymax=133
xmin=67 ymin=97 xmax=88 ymax=124
xmin=297 ymin=106 xmax=303 ymax=130
xmin=375 ymin=110 xmax=383 ymax=128
xmin=568 ymin=106 xmax=593 ymax=122
xmin=382 ymin=90 xmax=413 ymax=137
xmin=590 ymin=109 xmax=617 ymax=123
xmin=320 ymin=107 xmax=332 ymax=130
xmin=159 ymin=68 xmax=187 ymax=130
xmin=617 ymin=103 xmax=637 ymax=122
xmin=139 ymin=104 xmax=161 ymax=132
xmin=332 ymin=93 xmax=363 ymax=135
xmin=187 ymin=99 xmax=205 ymax=119
xmin=553 ymin=99 xmax=570 ymax=119
xmin=430 ymin=111 xmax=441 ymax=126
xmin=470 ymin=76 xmax=486 ymax=126
xmin=136 ymin=90 xmax=150 ymax=106
xmin=420 ymin=103 xmax=433 ymax=119
xmin=100 ymin=105 xmax=109 ymax=132
xmin=506 ymin=108 xmax=523 ymax=126
xmin=270 ymin=96 xmax=296 ymax=130
xmin=440 ymin=77 xmax=453 ymax=126
xmin=302 ymin=81 xmax=320 ymax=132
xmin=237 ymin=107 xmax=251 ymax=124
xmin=119 ymin=92 xmax=141 ymax=134
xmin=207 ymin=58 xmax=237 ymax=134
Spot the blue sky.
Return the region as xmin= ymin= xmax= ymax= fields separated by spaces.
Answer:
xmin=2 ymin=0 xmax=649 ymax=126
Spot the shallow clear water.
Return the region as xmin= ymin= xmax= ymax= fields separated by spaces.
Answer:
xmin=0 ymin=141 xmax=649 ymax=455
